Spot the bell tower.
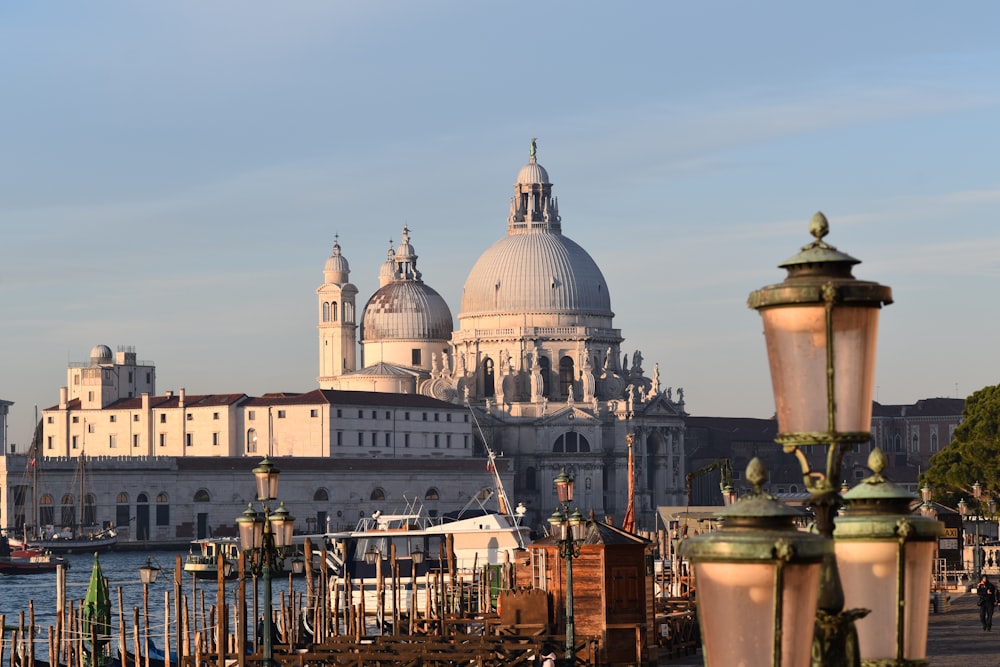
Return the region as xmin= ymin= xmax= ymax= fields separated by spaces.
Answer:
xmin=316 ymin=236 xmax=358 ymax=387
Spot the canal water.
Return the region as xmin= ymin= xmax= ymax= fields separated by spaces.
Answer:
xmin=1 ymin=549 xmax=307 ymax=659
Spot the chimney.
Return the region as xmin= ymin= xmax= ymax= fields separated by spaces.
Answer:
xmin=59 ymin=387 xmax=68 ymax=410
xmin=179 ymin=387 xmax=186 ymax=408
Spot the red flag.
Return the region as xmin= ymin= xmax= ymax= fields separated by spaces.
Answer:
xmin=622 ymin=433 xmax=635 ymax=533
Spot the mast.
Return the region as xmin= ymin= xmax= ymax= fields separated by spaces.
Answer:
xmin=79 ymin=452 xmax=85 ymax=531
xmin=466 ymin=403 xmax=525 ymax=548
xmin=32 ymin=406 xmax=38 ymax=536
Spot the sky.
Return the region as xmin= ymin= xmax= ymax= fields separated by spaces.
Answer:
xmin=2 ymin=1 xmax=999 ymax=448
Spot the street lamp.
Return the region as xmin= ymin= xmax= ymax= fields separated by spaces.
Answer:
xmin=958 ymin=485 xmax=992 ymax=583
xmin=835 ymin=449 xmax=943 ymax=665
xmin=549 ymin=468 xmax=586 ymax=667
xmin=235 ymin=458 xmax=296 ymax=667
xmin=680 ymin=458 xmax=829 ymax=667
xmin=747 ymin=213 xmax=897 ymax=665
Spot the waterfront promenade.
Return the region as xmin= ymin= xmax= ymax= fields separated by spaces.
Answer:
xmin=664 ymin=591 xmax=988 ymax=666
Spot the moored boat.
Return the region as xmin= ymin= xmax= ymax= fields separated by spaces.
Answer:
xmin=183 ymin=537 xmax=240 ymax=579
xmin=0 ymin=536 xmax=70 ymax=575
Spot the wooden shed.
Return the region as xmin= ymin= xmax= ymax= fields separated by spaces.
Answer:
xmin=513 ymin=517 xmax=656 ymax=666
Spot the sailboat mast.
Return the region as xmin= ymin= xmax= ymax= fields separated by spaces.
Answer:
xmin=79 ymin=453 xmax=85 ymax=531
xmin=32 ymin=406 xmax=38 ymax=536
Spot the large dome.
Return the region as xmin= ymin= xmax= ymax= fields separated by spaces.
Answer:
xmin=460 ymin=232 xmax=612 ymax=316
xmin=361 ymin=281 xmax=453 ymax=341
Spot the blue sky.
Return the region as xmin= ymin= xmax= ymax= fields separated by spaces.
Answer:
xmin=2 ymin=1 xmax=999 ymax=447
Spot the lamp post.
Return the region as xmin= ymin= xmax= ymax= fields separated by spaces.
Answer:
xmin=747 ymin=213 xmax=900 ymax=666
xmin=957 ymin=484 xmax=993 ymax=583
xmin=835 ymin=449 xmax=943 ymax=664
xmin=680 ymin=458 xmax=830 ymax=667
xmin=235 ymin=458 xmax=296 ymax=667
xmin=138 ymin=557 xmax=159 ymax=662
xmin=549 ymin=468 xmax=586 ymax=667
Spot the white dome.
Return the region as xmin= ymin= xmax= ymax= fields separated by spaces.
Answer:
xmin=362 ymin=282 xmax=453 ymax=342
xmin=517 ymin=159 xmax=549 ymax=185
xmin=460 ymin=231 xmax=612 ymax=316
xmin=90 ymin=344 xmax=113 ymax=365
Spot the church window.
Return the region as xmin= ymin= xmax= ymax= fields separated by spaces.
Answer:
xmin=343 ymin=302 xmax=354 ymax=323
xmin=931 ymin=433 xmax=939 ymax=452
xmin=194 ymin=490 xmax=210 ymax=502
xmin=912 ymin=433 xmax=919 ymax=452
xmin=331 ymin=301 xmax=338 ymax=321
xmin=370 ymin=488 xmax=385 ymax=501
xmin=894 ymin=434 xmax=902 ymax=452
xmin=412 ymin=349 xmax=421 ymax=365
xmin=483 ymin=358 xmax=495 ymax=398
xmin=559 ymin=356 xmax=574 ymax=397
xmin=538 ymin=356 xmax=551 ymax=397
xmin=322 ymin=302 xmax=330 ymax=322
xmin=553 ymin=432 xmax=591 ymax=453
xmin=314 ymin=488 xmax=329 ymax=501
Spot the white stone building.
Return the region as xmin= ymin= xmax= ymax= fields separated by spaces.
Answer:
xmin=5 ymin=142 xmax=687 ymax=542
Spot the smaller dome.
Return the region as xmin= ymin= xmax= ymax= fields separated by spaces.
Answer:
xmin=396 ymin=225 xmax=415 ymax=258
xmin=517 ymin=158 xmax=549 ymax=185
xmin=362 ymin=282 xmax=453 ymax=342
xmin=323 ymin=236 xmax=350 ymax=283
xmin=90 ymin=345 xmax=113 ymax=365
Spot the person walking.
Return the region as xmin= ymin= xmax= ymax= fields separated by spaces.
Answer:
xmin=977 ymin=574 xmax=998 ymax=630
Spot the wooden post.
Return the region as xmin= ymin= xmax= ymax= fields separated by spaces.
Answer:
xmin=28 ymin=600 xmax=35 ymax=667
xmin=238 ymin=551 xmax=247 ymax=667
xmin=174 ymin=554 xmax=183 ymax=666
xmin=163 ymin=590 xmax=171 ymax=667
xmin=117 ymin=587 xmax=126 ymax=667
xmin=217 ymin=549 xmax=227 ymax=667
xmin=132 ymin=607 xmax=141 ymax=667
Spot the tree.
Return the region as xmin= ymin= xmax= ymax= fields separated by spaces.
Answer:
xmin=922 ymin=384 xmax=1000 ymax=506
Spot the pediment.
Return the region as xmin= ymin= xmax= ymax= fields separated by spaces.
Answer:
xmin=538 ymin=405 xmax=599 ymax=426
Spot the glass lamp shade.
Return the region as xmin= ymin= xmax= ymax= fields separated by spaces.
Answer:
xmin=748 ymin=213 xmax=892 ymax=441
xmin=958 ymin=498 xmax=969 ymax=516
xmin=553 ymin=468 xmax=574 ymax=504
xmin=974 ymin=481 xmax=983 ymax=500
xmin=680 ymin=458 xmax=829 ymax=667
xmin=548 ymin=510 xmax=568 ymax=542
xmin=236 ymin=504 xmax=263 ymax=551
xmin=252 ymin=457 xmax=281 ymax=502
xmin=268 ymin=502 xmax=295 ymax=548
xmin=364 ymin=547 xmax=379 ymax=566
xmin=920 ymin=485 xmax=931 ymax=504
xmin=291 ymin=558 xmax=306 ymax=575
xmin=569 ymin=509 xmax=586 ymax=542
xmin=411 ymin=546 xmax=425 ymax=565
xmin=836 ymin=449 xmax=944 ymax=662
xmin=138 ymin=558 xmax=159 ymax=585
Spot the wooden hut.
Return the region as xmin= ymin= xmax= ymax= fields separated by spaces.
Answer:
xmin=513 ymin=516 xmax=656 ymax=666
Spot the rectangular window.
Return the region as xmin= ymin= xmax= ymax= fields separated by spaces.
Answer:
xmin=337 ymin=409 xmax=342 ymax=418
xmin=358 ymin=410 xmax=363 ymax=418
xmin=385 ymin=433 xmax=391 ymax=447
xmin=72 ymin=416 xmax=79 ymax=424
xmin=128 ymin=371 xmax=133 ymax=383
xmin=405 ymin=412 xmax=410 ymax=420
xmin=159 ymin=433 xmax=166 ymax=447
xmin=213 ymin=412 xmax=219 ymax=420
xmin=404 ymin=434 xmax=410 ymax=448
xmin=47 ymin=416 xmax=54 ymax=424
xmin=146 ymin=372 xmax=151 ymax=383
xmin=446 ymin=414 xmax=451 ymax=422
xmin=248 ymin=411 xmax=256 ymax=420
xmin=212 ymin=432 xmax=220 ymax=446
xmin=434 ymin=413 xmax=439 ymax=422
xmin=464 ymin=415 xmax=470 ymax=423
xmin=371 ymin=433 xmax=377 ymax=447
xmin=186 ymin=413 xmax=193 ymax=421
xmin=88 ymin=391 xmax=93 ymax=401
xmin=423 ymin=413 xmax=428 ymax=421
xmin=87 ymin=423 xmax=94 ymax=433
xmin=464 ymin=435 xmax=469 ymax=449
xmin=133 ymin=414 xmax=139 ymax=422
xmin=337 ymin=431 xmax=343 ymax=446
xmin=371 ymin=410 xmax=376 ymax=419
xmin=133 ymin=434 xmax=139 ymax=448
xmin=446 ymin=435 xmax=451 ymax=448
xmin=385 ymin=411 xmax=390 ymax=420
xmin=160 ymin=414 xmax=166 ymax=423
xmin=72 ymin=435 xmax=79 ymax=449
xmin=277 ymin=410 xmax=286 ymax=418
xmin=156 ymin=504 xmax=169 ymax=526
xmin=185 ymin=433 xmax=193 ymax=447
xmin=434 ymin=435 xmax=440 ymax=448
xmin=47 ymin=436 xmax=53 ymax=450
xmin=310 ymin=409 xmax=318 ymax=418
xmin=110 ymin=415 xmax=116 ymax=423
xmin=412 ymin=349 xmax=421 ymax=365
xmin=357 ymin=433 xmax=364 ymax=446
xmin=109 ymin=434 xmax=117 ymax=448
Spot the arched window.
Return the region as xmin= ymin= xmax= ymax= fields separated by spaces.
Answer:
xmin=894 ymin=434 xmax=903 ymax=452
xmin=343 ymin=302 xmax=354 ymax=323
xmin=314 ymin=488 xmax=329 ymax=502
xmin=83 ymin=493 xmax=97 ymax=526
xmin=537 ymin=356 xmax=551 ymax=397
xmin=370 ymin=488 xmax=385 ymax=501
xmin=60 ymin=494 xmax=75 ymax=526
xmin=137 ymin=492 xmax=149 ymax=503
xmin=156 ymin=493 xmax=170 ymax=526
xmin=931 ymin=433 xmax=939 ymax=452
xmin=322 ymin=302 xmax=330 ymax=322
xmin=552 ymin=432 xmax=591 ymax=453
xmin=912 ymin=433 xmax=919 ymax=452
xmin=425 ymin=488 xmax=440 ymax=501
xmin=482 ymin=358 xmax=495 ymax=398
xmin=40 ymin=494 xmax=55 ymax=525
xmin=115 ymin=493 xmax=129 ymax=530
xmin=247 ymin=428 xmax=258 ymax=453
xmin=193 ymin=489 xmax=211 ymax=502
xmin=524 ymin=467 xmax=536 ymax=491
xmin=331 ymin=301 xmax=338 ymax=322
xmin=559 ymin=356 xmax=575 ymax=397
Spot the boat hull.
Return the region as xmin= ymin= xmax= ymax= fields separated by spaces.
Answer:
xmin=10 ymin=535 xmax=117 ymax=554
